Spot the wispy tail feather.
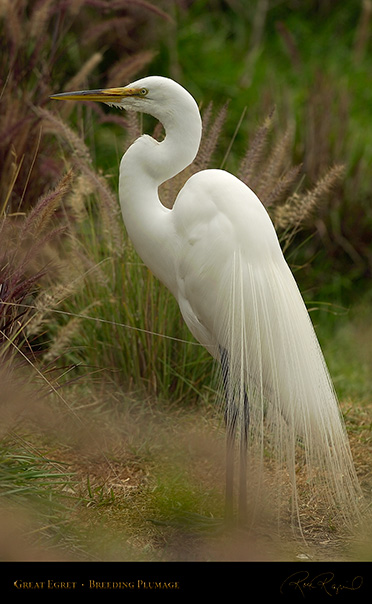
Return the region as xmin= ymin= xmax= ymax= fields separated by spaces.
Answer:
xmin=215 ymin=250 xmax=362 ymax=532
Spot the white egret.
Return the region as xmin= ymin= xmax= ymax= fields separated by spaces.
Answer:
xmin=51 ymin=76 xmax=362 ymax=533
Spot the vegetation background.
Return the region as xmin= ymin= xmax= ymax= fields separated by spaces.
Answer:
xmin=1 ymin=0 xmax=372 ymax=562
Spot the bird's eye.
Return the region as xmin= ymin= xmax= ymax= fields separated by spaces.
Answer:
xmin=139 ymin=88 xmax=148 ymax=96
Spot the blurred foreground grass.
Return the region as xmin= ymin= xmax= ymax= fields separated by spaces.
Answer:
xmin=1 ymin=303 xmax=371 ymax=562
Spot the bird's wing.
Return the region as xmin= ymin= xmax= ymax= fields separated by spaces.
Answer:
xmin=171 ymin=167 xmax=342 ymax=437
xmin=171 ymin=168 xmax=283 ymax=355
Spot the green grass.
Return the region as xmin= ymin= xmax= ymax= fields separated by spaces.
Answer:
xmin=311 ymin=301 xmax=372 ymax=404
xmin=34 ymin=194 xmax=215 ymax=405
xmin=0 ymin=440 xmax=73 ymax=501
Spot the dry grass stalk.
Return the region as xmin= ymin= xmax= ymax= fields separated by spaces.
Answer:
xmin=66 ymin=173 xmax=93 ymax=224
xmin=82 ymin=16 xmax=131 ymax=47
xmin=27 ymin=281 xmax=81 ymax=338
xmin=29 ymin=0 xmax=54 ymax=39
xmin=65 ymin=231 xmax=111 ymax=290
xmin=1 ymin=170 xmax=75 ymax=357
xmin=119 ymin=110 xmax=142 ymax=146
xmin=36 ymin=108 xmax=92 ymax=164
xmin=272 ymin=164 xmax=345 ymax=231
xmin=106 ymin=50 xmax=157 ymax=88
xmin=354 ymin=0 xmax=372 ymax=61
xmin=44 ymin=301 xmax=100 ymax=362
xmin=76 ymin=160 xmax=124 ymax=257
xmin=4 ymin=0 xmax=23 ymax=54
xmin=60 ymin=52 xmax=103 ymax=120
xmin=119 ymin=0 xmax=173 ymax=22
xmin=20 ymin=170 xmax=73 ymax=238
xmin=194 ymin=102 xmax=229 ymax=172
xmin=254 ymin=126 xmax=294 ymax=201
xmin=263 ymin=163 xmax=303 ymax=209
xmin=65 ymin=52 xmax=103 ymax=92
xmin=38 ymin=108 xmax=124 ymax=255
xmin=238 ymin=108 xmax=275 ymax=187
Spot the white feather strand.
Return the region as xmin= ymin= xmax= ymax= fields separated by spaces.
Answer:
xmin=214 ymin=248 xmax=362 ymax=531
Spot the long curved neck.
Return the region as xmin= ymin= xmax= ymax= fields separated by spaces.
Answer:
xmin=119 ymin=93 xmax=202 ymax=292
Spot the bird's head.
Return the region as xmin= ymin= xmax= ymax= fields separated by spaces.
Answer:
xmin=50 ymin=76 xmax=193 ymax=118
xmin=51 ymin=75 xmax=202 ymax=163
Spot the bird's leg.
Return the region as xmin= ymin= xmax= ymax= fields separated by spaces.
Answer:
xmin=220 ymin=348 xmax=250 ymax=527
xmin=220 ymin=347 xmax=237 ymax=524
xmin=238 ymin=390 xmax=249 ymax=525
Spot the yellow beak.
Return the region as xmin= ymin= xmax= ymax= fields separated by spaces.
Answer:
xmin=50 ymin=87 xmax=140 ymax=103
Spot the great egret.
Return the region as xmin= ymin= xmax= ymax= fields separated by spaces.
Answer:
xmin=51 ymin=76 xmax=362 ymax=533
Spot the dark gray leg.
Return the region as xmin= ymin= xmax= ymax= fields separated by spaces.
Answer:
xmin=220 ymin=347 xmax=249 ymax=526
xmin=238 ymin=390 xmax=249 ymax=524
xmin=220 ymin=347 xmax=236 ymax=522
